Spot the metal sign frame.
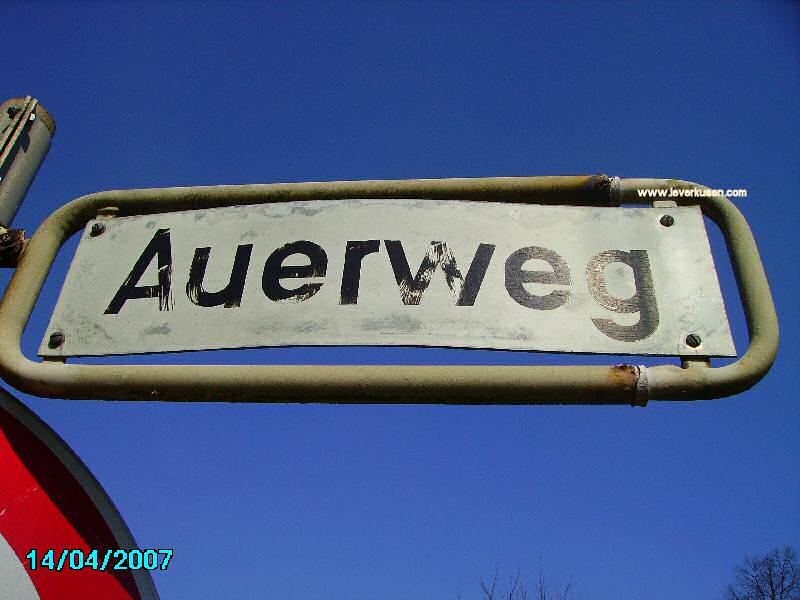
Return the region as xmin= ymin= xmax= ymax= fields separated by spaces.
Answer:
xmin=0 ymin=176 xmax=779 ymax=405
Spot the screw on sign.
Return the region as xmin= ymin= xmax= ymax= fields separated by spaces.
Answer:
xmin=0 ymin=388 xmax=159 ymax=599
xmin=47 ymin=331 xmax=65 ymax=350
xmin=685 ymin=334 xmax=702 ymax=348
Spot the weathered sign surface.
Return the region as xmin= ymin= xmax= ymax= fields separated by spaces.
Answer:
xmin=39 ymin=199 xmax=735 ymax=358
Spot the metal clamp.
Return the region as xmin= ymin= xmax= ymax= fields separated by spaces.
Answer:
xmin=0 ymin=227 xmax=26 ymax=267
xmin=0 ymin=96 xmax=56 ymax=228
xmin=0 ymin=96 xmax=38 ymax=170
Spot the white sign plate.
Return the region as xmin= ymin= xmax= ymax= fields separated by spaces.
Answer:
xmin=39 ymin=199 xmax=736 ymax=358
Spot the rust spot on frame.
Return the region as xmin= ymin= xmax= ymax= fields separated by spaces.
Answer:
xmin=608 ymin=364 xmax=639 ymax=393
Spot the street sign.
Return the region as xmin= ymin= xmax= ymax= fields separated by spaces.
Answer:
xmin=40 ymin=199 xmax=735 ymax=359
xmin=0 ymin=177 xmax=776 ymax=403
xmin=0 ymin=387 xmax=158 ymax=599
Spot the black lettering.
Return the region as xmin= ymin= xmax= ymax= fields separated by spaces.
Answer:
xmin=456 ymin=244 xmax=495 ymax=306
xmin=262 ymin=240 xmax=327 ymax=302
xmin=105 ymin=228 xmax=173 ymax=314
xmin=340 ymin=240 xmax=380 ymax=305
xmin=586 ymin=249 xmax=659 ymax=342
xmin=504 ymin=246 xmax=570 ymax=310
xmin=384 ymin=241 xmax=495 ymax=306
xmin=186 ymin=244 xmax=253 ymax=308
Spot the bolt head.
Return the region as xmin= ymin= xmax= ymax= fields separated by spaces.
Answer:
xmin=0 ymin=231 xmax=19 ymax=250
xmin=685 ymin=334 xmax=702 ymax=348
xmin=660 ymin=215 xmax=675 ymax=227
xmin=90 ymin=222 xmax=106 ymax=237
xmin=48 ymin=330 xmax=65 ymax=349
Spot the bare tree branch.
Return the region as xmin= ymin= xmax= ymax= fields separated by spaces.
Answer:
xmin=538 ymin=556 xmax=546 ymax=600
xmin=481 ymin=565 xmax=499 ymax=600
xmin=470 ymin=559 xmax=579 ymax=600
xmin=725 ymin=547 xmax=800 ymax=600
xmin=507 ymin=567 xmax=520 ymax=600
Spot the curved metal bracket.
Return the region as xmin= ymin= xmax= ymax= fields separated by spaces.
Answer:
xmin=0 ymin=176 xmax=778 ymax=404
xmin=617 ymin=178 xmax=779 ymax=400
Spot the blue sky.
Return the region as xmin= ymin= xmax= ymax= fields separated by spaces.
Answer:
xmin=2 ymin=1 xmax=799 ymax=598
